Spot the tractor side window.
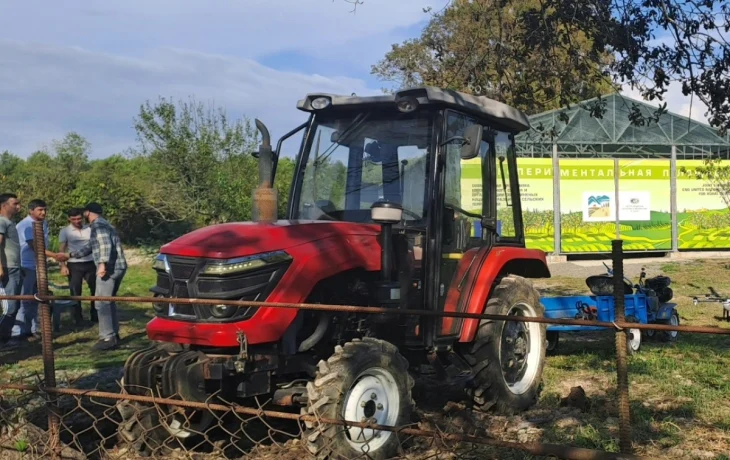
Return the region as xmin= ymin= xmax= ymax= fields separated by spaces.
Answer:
xmin=443 ymin=112 xmax=489 ymax=248
xmin=299 ymin=123 xmax=350 ymax=214
xmin=494 ymin=131 xmax=517 ymax=239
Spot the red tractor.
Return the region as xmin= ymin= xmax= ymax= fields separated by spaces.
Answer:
xmin=117 ymin=87 xmax=551 ymax=459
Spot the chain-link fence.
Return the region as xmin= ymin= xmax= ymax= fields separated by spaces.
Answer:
xmin=0 ymin=373 xmax=632 ymax=460
xmin=3 ymin=221 xmax=730 ymax=460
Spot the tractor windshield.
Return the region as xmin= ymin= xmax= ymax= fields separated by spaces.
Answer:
xmin=294 ymin=111 xmax=432 ymax=224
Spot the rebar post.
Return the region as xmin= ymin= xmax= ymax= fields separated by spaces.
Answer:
xmin=611 ymin=239 xmax=632 ymax=454
xmin=33 ymin=220 xmax=60 ymax=459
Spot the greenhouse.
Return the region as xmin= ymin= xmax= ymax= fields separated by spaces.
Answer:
xmin=512 ymin=93 xmax=730 ymax=255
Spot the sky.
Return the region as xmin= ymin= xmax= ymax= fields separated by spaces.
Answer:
xmin=0 ymin=0 xmax=711 ymax=159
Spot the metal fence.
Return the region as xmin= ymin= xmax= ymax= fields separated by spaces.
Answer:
xmin=2 ymin=222 xmax=729 ymax=460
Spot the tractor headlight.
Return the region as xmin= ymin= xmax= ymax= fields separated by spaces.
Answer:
xmin=211 ymin=304 xmax=237 ymax=318
xmin=395 ymin=96 xmax=419 ymax=113
xmin=201 ymin=251 xmax=292 ymax=276
xmin=152 ymin=254 xmax=169 ymax=272
xmin=311 ymin=96 xmax=331 ymax=110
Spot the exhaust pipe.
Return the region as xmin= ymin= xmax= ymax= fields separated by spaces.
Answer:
xmin=298 ymin=313 xmax=330 ymax=352
xmin=253 ymin=119 xmax=277 ymax=223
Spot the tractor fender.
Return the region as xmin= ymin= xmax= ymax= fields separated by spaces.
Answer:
xmin=655 ymin=303 xmax=676 ymax=322
xmin=458 ymin=247 xmax=550 ymax=343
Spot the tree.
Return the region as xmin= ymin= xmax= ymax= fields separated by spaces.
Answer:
xmin=371 ymin=0 xmax=615 ymax=114
xmin=132 ymin=96 xmax=260 ymax=225
xmin=359 ymin=0 xmax=730 ymax=133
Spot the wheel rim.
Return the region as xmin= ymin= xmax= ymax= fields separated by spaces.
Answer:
xmin=669 ymin=314 xmax=679 ymax=338
xmin=342 ymin=367 xmax=400 ymax=452
xmin=629 ymin=328 xmax=641 ymax=351
xmin=499 ymin=302 xmax=542 ymax=395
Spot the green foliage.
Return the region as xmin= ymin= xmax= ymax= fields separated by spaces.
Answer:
xmin=14 ymin=439 xmax=28 ymax=452
xmin=0 ymin=98 xmax=298 ymax=244
xmin=371 ymin=0 xmax=614 ymax=114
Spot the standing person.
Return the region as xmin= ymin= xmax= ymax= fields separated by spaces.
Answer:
xmin=16 ymin=199 xmax=58 ymax=342
xmin=0 ymin=193 xmax=22 ymax=347
xmin=59 ymin=208 xmax=97 ymax=324
xmin=60 ymin=203 xmax=126 ymax=351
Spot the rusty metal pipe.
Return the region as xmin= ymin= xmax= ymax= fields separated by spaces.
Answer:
xmin=1 ymin=293 xmax=727 ymax=335
xmin=612 ymin=240 xmax=632 ymax=455
xmin=0 ymin=383 xmax=645 ymax=460
xmin=32 ymin=221 xmax=61 ymax=459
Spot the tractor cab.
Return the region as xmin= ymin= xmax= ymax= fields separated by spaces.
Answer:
xmin=263 ymin=87 xmax=533 ymax=348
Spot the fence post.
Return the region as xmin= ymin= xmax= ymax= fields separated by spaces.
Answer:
xmin=33 ymin=220 xmax=61 ymax=459
xmin=611 ymin=239 xmax=632 ymax=454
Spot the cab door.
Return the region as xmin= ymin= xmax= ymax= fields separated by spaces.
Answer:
xmin=433 ymin=111 xmax=494 ymax=343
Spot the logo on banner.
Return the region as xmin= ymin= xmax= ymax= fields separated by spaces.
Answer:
xmin=583 ymin=192 xmax=615 ymax=222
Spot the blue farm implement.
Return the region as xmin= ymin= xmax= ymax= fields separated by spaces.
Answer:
xmin=541 ymin=263 xmax=680 ymax=353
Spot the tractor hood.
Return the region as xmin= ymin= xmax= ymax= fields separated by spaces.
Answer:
xmin=160 ymin=220 xmax=382 ymax=259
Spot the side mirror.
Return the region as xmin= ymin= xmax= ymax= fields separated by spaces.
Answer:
xmin=460 ymin=124 xmax=483 ymax=160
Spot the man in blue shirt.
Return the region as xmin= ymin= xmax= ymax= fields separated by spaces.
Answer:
xmin=15 ymin=199 xmax=61 ymax=341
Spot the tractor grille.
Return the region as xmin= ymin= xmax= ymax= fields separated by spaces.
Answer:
xmin=152 ymin=255 xmax=290 ymax=323
xmin=169 ymin=263 xmax=195 ymax=280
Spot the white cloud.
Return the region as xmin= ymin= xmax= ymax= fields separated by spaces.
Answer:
xmin=0 ymin=40 xmax=378 ymax=158
xmin=0 ymin=0 xmax=448 ymax=158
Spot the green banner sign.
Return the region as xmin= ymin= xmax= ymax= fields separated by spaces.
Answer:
xmin=676 ymin=160 xmax=730 ymax=249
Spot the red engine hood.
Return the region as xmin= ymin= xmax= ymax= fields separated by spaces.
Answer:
xmin=160 ymin=220 xmax=382 ymax=259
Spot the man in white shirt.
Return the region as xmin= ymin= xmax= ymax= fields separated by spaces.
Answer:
xmin=59 ymin=208 xmax=97 ymax=324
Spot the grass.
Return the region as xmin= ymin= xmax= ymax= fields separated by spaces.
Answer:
xmin=535 ymin=258 xmax=730 ymax=458
xmin=0 ymin=256 xmax=157 ymax=381
xmin=1 ymin=255 xmax=730 ymax=459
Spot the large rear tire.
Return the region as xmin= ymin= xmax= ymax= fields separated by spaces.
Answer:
xmin=459 ymin=274 xmax=547 ymax=415
xmin=302 ymin=337 xmax=415 ymax=460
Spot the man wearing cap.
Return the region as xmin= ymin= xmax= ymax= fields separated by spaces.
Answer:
xmin=58 ymin=203 xmax=126 ymax=350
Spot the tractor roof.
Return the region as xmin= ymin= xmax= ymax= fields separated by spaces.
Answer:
xmin=296 ymin=86 xmax=530 ymax=132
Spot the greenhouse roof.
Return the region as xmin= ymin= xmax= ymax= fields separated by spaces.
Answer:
xmin=516 ymin=93 xmax=730 ymax=147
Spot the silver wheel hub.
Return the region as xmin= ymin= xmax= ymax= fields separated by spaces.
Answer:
xmin=343 ymin=367 xmax=400 ymax=452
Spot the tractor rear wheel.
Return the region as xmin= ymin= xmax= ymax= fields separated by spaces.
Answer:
xmin=460 ymin=274 xmax=547 ymax=415
xmin=302 ymin=337 xmax=414 ymax=460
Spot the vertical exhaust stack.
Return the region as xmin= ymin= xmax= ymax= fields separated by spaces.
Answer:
xmin=253 ymin=119 xmax=277 ymax=223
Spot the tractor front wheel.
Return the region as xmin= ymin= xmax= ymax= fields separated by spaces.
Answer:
xmin=302 ymin=337 xmax=414 ymax=460
xmin=460 ymin=275 xmax=547 ymax=415
xmin=660 ymin=310 xmax=680 ymax=342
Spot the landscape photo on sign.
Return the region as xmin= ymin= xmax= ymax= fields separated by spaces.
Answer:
xmin=515 ymin=158 xmax=555 ymax=253
xmin=677 ymin=160 xmax=730 ymax=250
xmin=583 ymin=192 xmax=615 ymax=222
